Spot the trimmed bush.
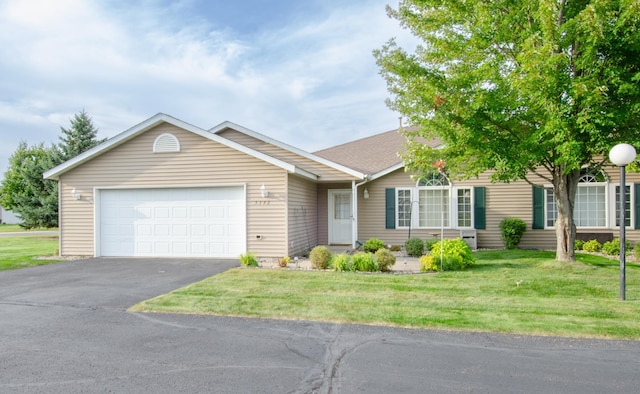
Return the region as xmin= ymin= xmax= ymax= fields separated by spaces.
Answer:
xmin=331 ymin=253 xmax=353 ymax=272
xmin=635 ymin=243 xmax=640 ymax=261
xmin=425 ymin=238 xmax=438 ymax=252
xmin=310 ymin=246 xmax=332 ymax=269
xmin=375 ymin=248 xmax=396 ymax=271
xmin=574 ymin=239 xmax=585 ymax=251
xmin=239 ymin=251 xmax=258 ymax=267
xmin=499 ymin=217 xmax=527 ymax=249
xmin=428 ymin=238 xmax=475 ymax=271
xmin=405 ymin=237 xmax=425 ymax=257
xmin=602 ymin=238 xmax=632 ymax=256
xmin=352 ymin=252 xmax=377 ymax=272
xmin=363 ymin=237 xmax=385 ymax=253
xmin=583 ymin=239 xmax=602 ymax=253
xmin=420 ymin=255 xmax=438 ymax=272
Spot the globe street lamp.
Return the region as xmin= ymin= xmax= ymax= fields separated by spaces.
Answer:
xmin=609 ymin=143 xmax=637 ymax=301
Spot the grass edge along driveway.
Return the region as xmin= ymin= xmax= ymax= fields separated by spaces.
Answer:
xmin=131 ymin=250 xmax=640 ymax=340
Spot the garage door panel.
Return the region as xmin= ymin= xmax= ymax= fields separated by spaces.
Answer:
xmin=100 ymin=187 xmax=245 ymax=257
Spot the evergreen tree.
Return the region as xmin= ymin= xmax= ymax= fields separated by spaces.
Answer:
xmin=58 ymin=109 xmax=105 ymax=161
xmin=0 ymin=110 xmax=106 ymax=229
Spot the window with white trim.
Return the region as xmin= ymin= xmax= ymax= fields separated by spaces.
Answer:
xmin=396 ymin=189 xmax=412 ymax=228
xmin=457 ymin=188 xmax=472 ymax=228
xmin=418 ymin=173 xmax=449 ymax=228
xmin=545 ymin=169 xmax=609 ymax=228
xmin=615 ymin=185 xmax=632 ymax=228
xmin=393 ymin=175 xmax=478 ymax=229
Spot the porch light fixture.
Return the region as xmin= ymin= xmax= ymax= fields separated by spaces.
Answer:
xmin=609 ymin=143 xmax=637 ymax=301
xmin=260 ymin=184 xmax=269 ymax=198
xmin=71 ymin=188 xmax=81 ymax=200
xmin=363 ymin=188 xmax=369 ymax=199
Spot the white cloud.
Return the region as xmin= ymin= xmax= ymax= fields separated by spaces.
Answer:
xmin=0 ymin=0 xmax=418 ymax=176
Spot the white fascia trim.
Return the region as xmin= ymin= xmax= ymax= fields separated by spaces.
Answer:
xmin=44 ymin=113 xmax=313 ymax=181
xmin=210 ymin=121 xmax=366 ymax=180
xmin=45 ymin=113 xmax=175 ymax=179
xmin=369 ymin=162 xmax=405 ymax=181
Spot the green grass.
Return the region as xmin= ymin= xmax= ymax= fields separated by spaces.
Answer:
xmin=0 ymin=224 xmax=58 ymax=233
xmin=131 ymin=250 xmax=640 ymax=339
xmin=0 ymin=236 xmax=62 ymax=271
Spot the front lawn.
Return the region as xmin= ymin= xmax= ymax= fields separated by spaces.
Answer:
xmin=0 ymin=224 xmax=58 ymax=233
xmin=131 ymin=250 xmax=640 ymax=339
xmin=0 ymin=236 xmax=62 ymax=271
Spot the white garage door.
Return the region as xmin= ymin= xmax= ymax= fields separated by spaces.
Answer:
xmin=99 ymin=187 xmax=245 ymax=257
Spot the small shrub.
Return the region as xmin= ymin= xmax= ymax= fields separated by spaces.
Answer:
xmin=420 ymin=255 xmax=438 ymax=272
xmin=331 ymin=253 xmax=353 ymax=272
xmin=602 ymin=238 xmax=632 ymax=256
xmin=310 ymin=246 xmax=332 ymax=269
xmin=425 ymin=238 xmax=438 ymax=252
xmin=239 ymin=251 xmax=258 ymax=267
xmin=405 ymin=237 xmax=425 ymax=257
xmin=634 ymin=243 xmax=640 ymax=261
xmin=389 ymin=245 xmax=402 ymax=252
xmin=583 ymin=239 xmax=602 ymax=253
xmin=574 ymin=239 xmax=584 ymax=251
xmin=499 ymin=217 xmax=527 ymax=249
xmin=278 ymin=256 xmax=291 ymax=267
xmin=429 ymin=238 xmax=475 ymax=271
xmin=375 ymin=248 xmax=396 ymax=271
xmin=363 ymin=237 xmax=385 ymax=253
xmin=352 ymin=252 xmax=377 ymax=272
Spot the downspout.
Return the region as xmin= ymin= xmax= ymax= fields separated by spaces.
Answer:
xmin=353 ymin=175 xmax=370 ymax=249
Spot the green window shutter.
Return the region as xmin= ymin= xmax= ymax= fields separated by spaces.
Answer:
xmin=635 ymin=184 xmax=640 ymax=229
xmin=473 ymin=186 xmax=486 ymax=229
xmin=385 ymin=188 xmax=396 ymax=229
xmin=532 ymin=186 xmax=545 ymax=229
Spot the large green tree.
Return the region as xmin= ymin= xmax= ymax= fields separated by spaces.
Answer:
xmin=0 ymin=110 xmax=105 ymax=229
xmin=0 ymin=142 xmax=59 ymax=228
xmin=375 ymin=0 xmax=640 ymax=261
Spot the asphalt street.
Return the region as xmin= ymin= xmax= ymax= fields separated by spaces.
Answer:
xmin=1 ymin=258 xmax=639 ymax=393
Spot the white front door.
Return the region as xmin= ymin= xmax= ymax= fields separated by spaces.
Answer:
xmin=328 ymin=189 xmax=352 ymax=244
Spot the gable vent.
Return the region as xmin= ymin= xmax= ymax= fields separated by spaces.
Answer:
xmin=153 ymin=133 xmax=180 ymax=153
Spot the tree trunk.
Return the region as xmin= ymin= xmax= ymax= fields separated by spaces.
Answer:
xmin=554 ymin=168 xmax=580 ymax=262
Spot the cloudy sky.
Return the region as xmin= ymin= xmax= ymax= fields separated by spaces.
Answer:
xmin=0 ymin=0 xmax=418 ymax=176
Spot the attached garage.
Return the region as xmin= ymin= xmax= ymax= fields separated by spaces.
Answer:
xmin=97 ymin=186 xmax=245 ymax=258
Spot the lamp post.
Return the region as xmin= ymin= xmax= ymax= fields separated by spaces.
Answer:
xmin=609 ymin=143 xmax=637 ymax=301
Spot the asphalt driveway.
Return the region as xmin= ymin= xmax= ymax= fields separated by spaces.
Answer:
xmin=1 ymin=258 xmax=640 ymax=393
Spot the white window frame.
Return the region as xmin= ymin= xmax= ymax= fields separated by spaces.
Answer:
xmin=612 ymin=183 xmax=634 ymax=229
xmin=455 ymin=187 xmax=474 ymax=229
xmin=396 ymin=188 xmax=413 ymax=229
xmin=543 ymin=170 xmax=636 ymax=230
xmin=393 ymin=176 xmax=474 ymax=230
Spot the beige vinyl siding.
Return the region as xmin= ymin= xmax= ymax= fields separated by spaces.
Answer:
xmin=287 ymin=174 xmax=318 ymax=256
xmin=218 ymin=129 xmax=358 ymax=181
xmin=58 ymin=123 xmax=288 ymax=257
xmin=359 ymin=166 xmax=640 ymax=250
xmin=357 ymin=169 xmax=550 ymax=249
xmin=358 ymin=169 xmax=557 ymax=249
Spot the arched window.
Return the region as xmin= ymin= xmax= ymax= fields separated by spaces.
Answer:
xmin=417 ymin=172 xmax=451 ymax=227
xmin=546 ymin=168 xmax=608 ymax=228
